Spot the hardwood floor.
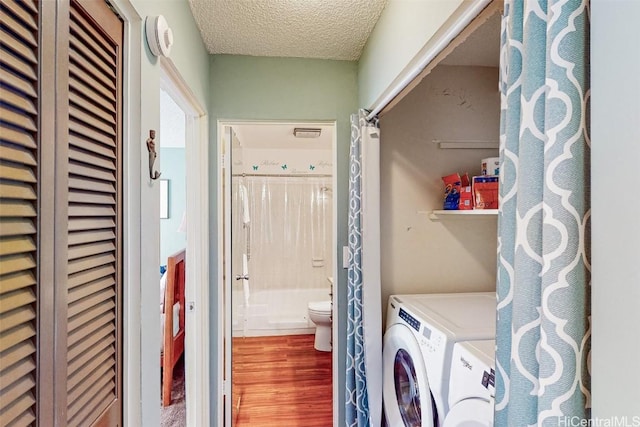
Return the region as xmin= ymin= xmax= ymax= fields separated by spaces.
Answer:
xmin=232 ymin=334 xmax=332 ymax=426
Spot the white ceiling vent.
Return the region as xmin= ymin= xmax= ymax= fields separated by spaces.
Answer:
xmin=293 ymin=128 xmax=322 ymax=138
xmin=145 ymin=15 xmax=174 ymax=58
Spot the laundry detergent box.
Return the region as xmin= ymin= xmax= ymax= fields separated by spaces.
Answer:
xmin=442 ymin=173 xmax=461 ymax=210
xmin=459 ymin=186 xmax=473 ymax=210
xmin=472 ymin=175 xmax=499 ymax=209
xmin=459 ymin=173 xmax=473 ymax=210
xmin=442 ymin=172 xmax=471 ymax=210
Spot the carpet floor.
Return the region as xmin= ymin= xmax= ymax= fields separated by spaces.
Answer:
xmin=160 ymin=356 xmax=186 ymax=426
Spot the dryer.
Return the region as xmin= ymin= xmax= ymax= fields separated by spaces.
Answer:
xmin=383 ymin=292 xmax=496 ymax=427
xmin=443 ymin=340 xmax=495 ymax=427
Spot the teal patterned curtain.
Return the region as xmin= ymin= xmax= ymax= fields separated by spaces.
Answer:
xmin=346 ymin=110 xmax=382 ymax=427
xmin=345 ymin=110 xmax=368 ymax=426
xmin=495 ymin=1 xmax=591 ymax=426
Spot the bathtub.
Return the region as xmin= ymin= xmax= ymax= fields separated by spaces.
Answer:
xmin=232 ymin=287 xmax=331 ymax=337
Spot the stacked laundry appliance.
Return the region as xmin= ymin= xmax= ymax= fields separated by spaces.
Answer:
xmin=383 ymin=292 xmax=496 ymax=427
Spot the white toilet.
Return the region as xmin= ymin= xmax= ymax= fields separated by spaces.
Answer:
xmin=308 ymin=300 xmax=332 ymax=352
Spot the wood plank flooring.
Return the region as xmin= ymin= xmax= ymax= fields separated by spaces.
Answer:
xmin=232 ymin=334 xmax=332 ymax=427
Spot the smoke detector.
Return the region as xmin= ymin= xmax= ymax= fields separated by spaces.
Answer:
xmin=145 ymin=15 xmax=174 ymax=58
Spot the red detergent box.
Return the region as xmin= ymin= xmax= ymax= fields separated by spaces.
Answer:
xmin=473 ymin=175 xmax=499 ymax=209
xmin=459 ymin=174 xmax=473 ymax=210
xmin=459 ymin=186 xmax=473 ymax=209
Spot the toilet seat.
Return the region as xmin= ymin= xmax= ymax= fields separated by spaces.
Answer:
xmin=308 ymin=300 xmax=331 ymax=313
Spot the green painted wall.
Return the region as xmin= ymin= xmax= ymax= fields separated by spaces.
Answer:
xmin=358 ymin=0 xmax=463 ymax=108
xmin=132 ymin=0 xmax=210 ymax=109
xmin=127 ymin=1 xmax=210 ymax=425
xmin=209 ymin=54 xmax=359 ymax=424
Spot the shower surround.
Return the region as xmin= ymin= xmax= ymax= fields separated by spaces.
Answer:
xmin=232 ymin=175 xmax=333 ymax=337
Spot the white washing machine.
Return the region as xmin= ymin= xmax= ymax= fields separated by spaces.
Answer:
xmin=443 ymin=340 xmax=495 ymax=427
xmin=383 ymin=292 xmax=496 ymax=427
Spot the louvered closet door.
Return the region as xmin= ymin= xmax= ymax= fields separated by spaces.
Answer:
xmin=0 ymin=0 xmax=39 ymax=425
xmin=64 ymin=1 xmax=123 ymax=425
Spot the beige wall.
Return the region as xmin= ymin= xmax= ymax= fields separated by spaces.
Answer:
xmin=379 ymin=65 xmax=500 ymax=323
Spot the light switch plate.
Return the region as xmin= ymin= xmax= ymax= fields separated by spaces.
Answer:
xmin=343 ymin=246 xmax=349 ymax=269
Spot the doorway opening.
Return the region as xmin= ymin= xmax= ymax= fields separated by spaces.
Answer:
xmin=159 ymin=88 xmax=187 ymax=424
xmin=159 ymin=59 xmax=210 ymax=426
xmin=219 ymin=121 xmax=338 ymax=426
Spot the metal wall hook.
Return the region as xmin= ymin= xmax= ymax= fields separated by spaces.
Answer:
xmin=146 ymin=129 xmax=161 ymax=180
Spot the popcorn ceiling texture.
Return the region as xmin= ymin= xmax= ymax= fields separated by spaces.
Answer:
xmin=188 ymin=0 xmax=387 ymax=60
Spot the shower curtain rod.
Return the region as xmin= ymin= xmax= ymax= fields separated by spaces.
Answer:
xmin=232 ymin=173 xmax=332 ymax=178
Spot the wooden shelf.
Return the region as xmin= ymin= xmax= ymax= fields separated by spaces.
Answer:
xmin=423 ymin=209 xmax=498 ymax=220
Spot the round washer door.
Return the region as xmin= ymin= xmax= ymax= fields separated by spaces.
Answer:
xmin=442 ymin=399 xmax=493 ymax=427
xmin=383 ymin=323 xmax=434 ymax=427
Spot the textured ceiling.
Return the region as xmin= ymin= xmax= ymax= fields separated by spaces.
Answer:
xmin=188 ymin=0 xmax=387 ymax=60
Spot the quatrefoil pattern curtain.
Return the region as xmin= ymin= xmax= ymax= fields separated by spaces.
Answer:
xmin=345 ymin=110 xmax=382 ymax=427
xmin=495 ymin=1 xmax=591 ymax=425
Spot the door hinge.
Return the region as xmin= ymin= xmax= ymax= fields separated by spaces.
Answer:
xmin=104 ymin=0 xmax=121 ymax=17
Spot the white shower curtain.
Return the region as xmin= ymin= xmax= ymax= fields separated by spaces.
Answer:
xmin=231 ymin=176 xmax=333 ymax=303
